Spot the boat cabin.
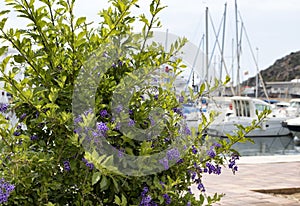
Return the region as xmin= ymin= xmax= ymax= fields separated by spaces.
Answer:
xmin=230 ymin=96 xmax=271 ymax=118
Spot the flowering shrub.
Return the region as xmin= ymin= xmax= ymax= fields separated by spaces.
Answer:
xmin=0 ymin=0 xmax=270 ymax=205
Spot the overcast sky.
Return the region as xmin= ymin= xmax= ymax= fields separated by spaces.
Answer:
xmin=1 ymin=0 xmax=300 ymax=81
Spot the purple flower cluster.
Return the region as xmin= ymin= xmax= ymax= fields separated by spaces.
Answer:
xmin=193 ymin=176 xmax=206 ymax=192
xmin=96 ymin=122 xmax=109 ymax=135
xmin=128 ymin=118 xmax=135 ymax=127
xmin=0 ymin=103 xmax=9 ymax=113
xmin=63 ymin=160 xmax=71 ymax=172
xmin=206 ymin=162 xmax=221 ymax=175
xmin=197 ymin=183 xmax=205 ymax=192
xmin=115 ymin=105 xmax=123 ymax=113
xmin=159 ymin=148 xmax=181 ymax=170
xmin=229 ymin=153 xmax=239 ymax=174
xmin=82 ymin=158 xmax=94 ymax=170
xmin=162 ymin=193 xmax=171 ymax=205
xmin=207 ymin=142 xmax=222 ymax=158
xmin=184 ymin=125 xmax=191 ymax=135
xmin=74 ymin=115 xmax=83 ymax=124
xmin=0 ymin=178 xmax=15 ymax=204
xmin=166 ymin=148 xmax=180 ymax=161
xmin=206 ymin=148 xmax=216 ymax=158
xmin=191 ymin=145 xmax=198 ymax=154
xmin=159 ymin=157 xmax=169 ymax=170
xmin=100 ymin=109 xmax=108 ymax=118
xmin=84 ymin=108 xmax=93 ymax=116
xmin=139 ymin=187 xmax=157 ymax=206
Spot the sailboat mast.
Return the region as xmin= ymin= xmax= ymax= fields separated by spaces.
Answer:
xmin=219 ymin=3 xmax=227 ymax=96
xmin=235 ymin=0 xmax=241 ymax=95
xmin=205 ymin=7 xmax=209 ymax=82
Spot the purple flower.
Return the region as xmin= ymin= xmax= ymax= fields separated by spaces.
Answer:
xmin=128 ymin=119 xmax=135 ymax=127
xmin=159 ymin=157 xmax=169 ymax=170
xmin=74 ymin=115 xmax=83 ymax=124
xmin=184 ymin=125 xmax=191 ymax=135
xmin=100 ymin=109 xmax=108 ymax=117
xmin=129 ymin=109 xmax=134 ymax=115
xmin=63 ymin=160 xmax=71 ymax=172
xmin=162 ymin=194 xmax=171 ymax=205
xmin=115 ymin=105 xmax=123 ymax=113
xmin=96 ymin=122 xmax=109 ymax=135
xmin=118 ymin=60 xmax=123 ymax=66
xmin=30 ymin=135 xmax=38 ymax=141
xmin=197 ymin=183 xmax=205 ymax=192
xmin=191 ymin=171 xmax=196 ymax=180
xmin=92 ymin=131 xmax=98 ymax=137
xmin=140 ymin=195 xmax=152 ymax=205
xmin=159 ymin=181 xmax=165 ymax=189
xmin=179 ymin=95 xmax=184 ymax=103
xmin=142 ymin=186 xmax=149 ymax=195
xmin=187 ymin=201 xmax=191 ymax=206
xmin=149 ymin=117 xmax=155 ymax=126
xmin=139 ymin=187 xmax=154 ymax=206
xmin=192 ymin=145 xmax=197 ymax=154
xmin=115 ymin=122 xmax=121 ymax=131
xmin=154 ymin=94 xmax=158 ymax=100
xmin=0 ymin=103 xmax=9 ymax=112
xmin=102 ymin=51 xmax=108 ymax=58
xmin=84 ymin=108 xmax=93 ymax=116
xmin=20 ymin=113 xmax=26 ymax=121
xmin=166 ymin=148 xmax=180 ymax=161
xmin=229 ymin=153 xmax=239 ymax=174
xmin=0 ymin=178 xmax=15 ymax=204
xmin=213 ymin=142 xmax=221 ymax=148
xmin=207 ymin=148 xmax=216 ymax=158
xmin=13 ymin=131 xmax=21 ymax=136
xmin=118 ymin=148 xmax=125 ymax=158
xmin=172 ymin=107 xmax=182 ymax=115
xmin=82 ymin=158 xmax=94 ymax=170
xmin=206 ymin=162 xmax=221 ymax=175
xmin=86 ymin=162 xmax=94 ymax=170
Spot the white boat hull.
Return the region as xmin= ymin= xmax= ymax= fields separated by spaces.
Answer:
xmin=206 ymin=116 xmax=292 ymax=138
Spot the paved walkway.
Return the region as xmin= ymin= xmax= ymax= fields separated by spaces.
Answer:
xmin=200 ymin=154 xmax=300 ymax=205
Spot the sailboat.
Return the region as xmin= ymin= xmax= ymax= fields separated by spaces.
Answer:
xmin=206 ymin=96 xmax=292 ymax=138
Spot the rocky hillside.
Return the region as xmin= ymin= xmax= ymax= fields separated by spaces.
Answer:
xmin=245 ymin=50 xmax=300 ymax=86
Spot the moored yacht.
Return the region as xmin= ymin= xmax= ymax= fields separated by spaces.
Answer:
xmin=206 ymin=96 xmax=292 ymax=138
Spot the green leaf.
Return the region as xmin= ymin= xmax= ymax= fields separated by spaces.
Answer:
xmin=100 ymin=175 xmax=109 ymax=191
xmin=0 ymin=46 xmax=8 ymax=57
xmin=114 ymin=195 xmax=121 ymax=205
xmin=75 ymin=17 xmax=86 ymax=28
xmin=14 ymin=55 xmax=25 ymax=63
xmin=199 ymin=83 xmax=206 ymax=95
xmin=92 ymin=172 xmax=101 ymax=185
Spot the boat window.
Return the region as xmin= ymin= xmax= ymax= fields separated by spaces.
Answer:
xmin=290 ymin=101 xmax=300 ymax=108
xmin=234 ymin=100 xmax=241 ymax=116
xmin=244 ymin=101 xmax=250 ymax=117
xmin=255 ymin=104 xmax=270 ymax=112
xmin=234 ymin=100 xmax=250 ymax=117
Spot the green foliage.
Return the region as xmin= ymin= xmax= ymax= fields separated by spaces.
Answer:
xmin=0 ymin=0 xmax=260 ymax=205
